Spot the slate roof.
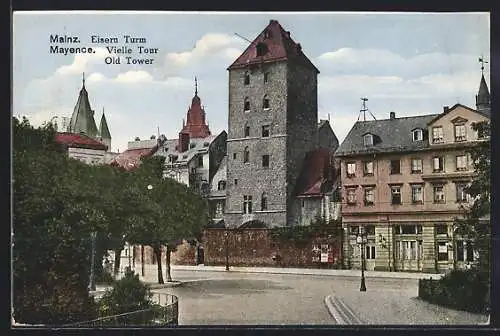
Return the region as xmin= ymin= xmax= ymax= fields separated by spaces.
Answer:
xmin=228 ymin=19 xmax=319 ymax=73
xmin=159 ymin=134 xmax=217 ymax=165
xmin=56 ymin=132 xmax=107 ymax=151
xmin=295 ymin=148 xmax=336 ymax=197
xmin=335 ymin=114 xmax=438 ymax=157
xmin=110 ymin=145 xmax=159 ymax=171
xmin=99 ymin=111 xmax=111 ymax=139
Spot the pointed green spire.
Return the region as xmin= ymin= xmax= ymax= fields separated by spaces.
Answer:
xmin=99 ymin=109 xmax=111 ymax=139
xmin=69 ymin=73 xmax=98 ymax=136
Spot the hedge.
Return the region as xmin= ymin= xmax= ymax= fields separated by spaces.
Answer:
xmin=418 ymin=269 xmax=489 ymax=314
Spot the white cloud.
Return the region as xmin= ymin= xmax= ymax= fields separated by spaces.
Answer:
xmin=55 ymin=47 xmax=108 ymax=75
xmin=163 ymin=33 xmax=245 ymax=72
xmin=115 ymin=70 xmax=154 ymax=83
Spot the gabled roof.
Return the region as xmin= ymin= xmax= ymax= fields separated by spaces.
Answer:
xmin=159 ymin=134 xmax=218 ymax=165
xmin=228 ymin=19 xmax=319 ymax=73
xmin=110 ymin=145 xmax=159 ymax=171
xmin=56 ymin=132 xmax=107 ymax=151
xmin=427 ymin=103 xmax=490 ymax=125
xmin=295 ymin=148 xmax=335 ymax=197
xmin=335 ymin=114 xmax=438 ymax=157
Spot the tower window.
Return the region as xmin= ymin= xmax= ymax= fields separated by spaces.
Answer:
xmin=244 ymin=97 xmax=250 ymax=112
xmin=261 ymin=192 xmax=268 ymax=210
xmin=244 ymin=147 xmax=250 ymax=163
xmin=244 ymin=125 xmax=250 ymax=137
xmin=244 ymin=72 xmax=250 ymax=85
xmin=243 ymin=195 xmax=253 ymax=214
xmin=262 ymin=155 xmax=270 ymax=168
xmin=262 ymin=125 xmax=270 ymax=137
xmin=263 ymin=95 xmax=270 ymax=110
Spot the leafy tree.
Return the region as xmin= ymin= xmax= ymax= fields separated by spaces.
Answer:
xmin=13 ymin=117 xmax=101 ymax=324
xmin=454 ymin=120 xmax=491 ymax=308
xmin=128 ymin=156 xmax=208 ymax=283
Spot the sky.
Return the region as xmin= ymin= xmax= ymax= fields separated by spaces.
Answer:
xmin=13 ymin=12 xmax=490 ymax=153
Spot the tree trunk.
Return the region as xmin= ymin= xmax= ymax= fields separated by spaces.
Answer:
xmin=113 ymin=248 xmax=122 ymax=277
xmin=141 ymin=245 xmax=145 ymax=276
xmin=154 ymin=245 xmax=164 ymax=284
xmin=165 ymin=247 xmax=172 ymax=282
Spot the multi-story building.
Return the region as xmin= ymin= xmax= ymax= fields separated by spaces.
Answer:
xmin=55 ymin=75 xmax=118 ymax=164
xmin=223 ymin=19 xmax=340 ymax=229
xmin=335 ymin=73 xmax=490 ymax=273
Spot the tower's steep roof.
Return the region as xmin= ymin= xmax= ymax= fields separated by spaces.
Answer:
xmin=228 ymin=19 xmax=319 ymax=73
xmin=69 ymin=75 xmax=98 ymax=137
xmin=180 ymin=78 xmax=211 ymax=139
xmin=476 ymin=74 xmax=491 ymax=111
xmin=99 ymin=111 xmax=111 ymax=139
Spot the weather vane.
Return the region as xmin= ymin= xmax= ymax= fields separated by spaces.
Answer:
xmin=478 ymin=55 xmax=488 ymax=75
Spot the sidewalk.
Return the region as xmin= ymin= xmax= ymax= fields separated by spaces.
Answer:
xmin=324 ymin=293 xmax=489 ymax=325
xmin=168 ymin=264 xmax=445 ymax=280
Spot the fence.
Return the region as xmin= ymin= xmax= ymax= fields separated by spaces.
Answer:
xmin=63 ymin=294 xmax=178 ymax=327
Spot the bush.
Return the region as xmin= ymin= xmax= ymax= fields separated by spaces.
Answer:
xmin=98 ymin=269 xmax=153 ymax=323
xmin=418 ymin=269 xmax=489 ymax=313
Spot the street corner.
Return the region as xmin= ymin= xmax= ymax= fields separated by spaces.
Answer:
xmin=324 ymin=295 xmax=364 ymax=325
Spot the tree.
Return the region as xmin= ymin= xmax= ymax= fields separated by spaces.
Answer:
xmin=127 ymin=156 xmax=208 ymax=283
xmin=454 ymin=120 xmax=491 ymax=307
xmin=13 ymin=117 xmax=102 ymax=324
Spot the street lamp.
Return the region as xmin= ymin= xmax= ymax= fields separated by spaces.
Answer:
xmin=224 ymin=231 xmax=229 ymax=271
xmin=88 ymin=231 xmax=97 ymax=291
xmin=356 ymin=226 xmax=368 ymax=292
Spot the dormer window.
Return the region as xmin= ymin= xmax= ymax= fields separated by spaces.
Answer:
xmin=412 ymin=129 xmax=423 ymax=141
xmin=363 ymin=134 xmax=373 ymax=146
xmin=256 ymin=42 xmax=268 ymax=57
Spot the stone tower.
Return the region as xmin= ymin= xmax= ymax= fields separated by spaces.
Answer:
xmin=224 ymin=19 xmax=320 ymax=228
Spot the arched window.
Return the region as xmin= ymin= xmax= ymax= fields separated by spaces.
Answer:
xmin=218 ymin=180 xmax=226 ymax=191
xmin=244 ymin=72 xmax=250 ymax=85
xmin=244 ymin=97 xmax=250 ymax=112
xmin=261 ymin=192 xmax=268 ymax=211
xmin=243 ymin=147 xmax=250 ymax=163
xmin=263 ymin=95 xmax=270 ymax=110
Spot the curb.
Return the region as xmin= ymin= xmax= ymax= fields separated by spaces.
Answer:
xmin=324 ymin=295 xmax=364 ymax=325
xmin=146 ymin=281 xmax=183 ymax=289
xmin=169 ymin=266 xmax=443 ymax=280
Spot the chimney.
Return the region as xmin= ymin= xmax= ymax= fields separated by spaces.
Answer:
xmin=178 ymin=132 xmax=190 ymax=152
xmin=390 ymin=112 xmax=396 ymax=120
xmin=443 ymin=106 xmax=449 ymax=113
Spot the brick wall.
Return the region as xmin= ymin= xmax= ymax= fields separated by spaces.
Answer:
xmin=201 ymin=228 xmax=343 ymax=268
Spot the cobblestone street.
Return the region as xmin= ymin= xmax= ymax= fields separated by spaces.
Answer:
xmin=144 ymin=268 xmax=488 ymax=325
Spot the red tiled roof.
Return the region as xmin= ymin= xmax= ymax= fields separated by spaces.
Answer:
xmin=110 ymin=146 xmax=158 ymax=171
xmin=228 ymin=20 xmax=319 ymax=73
xmin=180 ymin=93 xmax=211 ymax=139
xmin=295 ymin=148 xmax=334 ymax=197
xmin=56 ymin=132 xmax=107 ymax=150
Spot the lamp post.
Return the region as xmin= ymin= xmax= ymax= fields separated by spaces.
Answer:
xmin=224 ymin=231 xmax=229 ymax=271
xmin=88 ymin=231 xmax=97 ymax=291
xmin=356 ymin=226 xmax=367 ymax=292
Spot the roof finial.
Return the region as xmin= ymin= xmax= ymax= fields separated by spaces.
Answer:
xmin=195 ymin=76 xmax=198 ymax=96
xmin=82 ymin=72 xmax=85 ymax=88
xmin=479 ymin=55 xmax=488 ymax=75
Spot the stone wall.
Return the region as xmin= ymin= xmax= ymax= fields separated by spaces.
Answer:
xmin=201 ymin=228 xmax=343 ymax=268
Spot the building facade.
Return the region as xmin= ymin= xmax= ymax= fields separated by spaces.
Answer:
xmin=224 ymin=19 xmax=341 ymax=229
xmin=335 ymin=74 xmax=490 ymax=273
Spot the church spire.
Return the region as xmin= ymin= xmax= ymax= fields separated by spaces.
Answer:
xmin=476 ymin=56 xmax=490 ymax=113
xmin=179 ymin=77 xmax=211 ymax=139
xmin=69 ymin=74 xmax=98 ymax=136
